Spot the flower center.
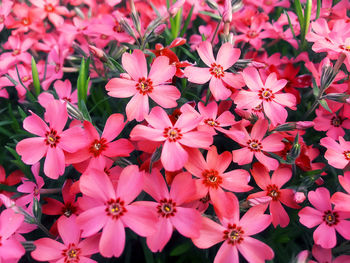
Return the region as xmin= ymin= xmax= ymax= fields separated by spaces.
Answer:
xmin=258 ymin=88 xmax=275 ymax=101
xmin=331 ymin=116 xmax=343 ymax=127
xmin=163 ymin=127 xmax=182 ymax=142
xmin=21 ymin=76 xmax=31 ymax=82
xmin=339 ymin=45 xmax=350 ymax=52
xmin=100 ymin=34 xmax=108 ymax=40
xmin=33 ymin=186 xmax=40 ymax=197
xmin=209 ymin=63 xmax=224 ymax=79
xmin=89 ymin=138 xmax=108 ymax=157
xmin=223 ymin=224 xmax=244 ymax=245
xmin=12 ymin=49 xmax=20 ymax=56
xmin=157 ymin=199 xmax=177 ymax=218
xmin=247 ymin=139 xmax=262 ymax=152
xmin=266 ymin=184 xmax=280 ymax=201
xmin=21 ymin=17 xmax=31 ymax=25
xmin=202 ymin=169 xmax=222 ymax=189
xmin=55 ymin=64 xmax=61 ymax=73
xmin=113 ymin=22 xmax=124 ymax=33
xmin=204 ymin=118 xmax=219 ymax=127
xmin=247 ymin=30 xmax=258 ymax=38
xmin=105 ymin=198 xmax=127 ymax=220
xmin=45 ymin=4 xmax=55 ymax=12
xmin=0 ymin=15 xmax=4 ymax=23
xmin=62 ymin=203 xmax=77 ymax=217
xmin=253 ymin=103 xmax=263 ymax=113
xmin=45 ymin=129 xmax=60 ymax=148
xmin=136 ymin=77 xmax=153 ymax=95
xmin=323 ymin=210 xmax=339 ymax=226
xmin=343 ymin=151 xmax=350 ymax=160
xmin=62 ymin=243 xmax=81 ymax=262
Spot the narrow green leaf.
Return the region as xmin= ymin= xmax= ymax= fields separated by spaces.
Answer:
xmin=77 ymin=58 xmax=89 ymax=110
xmin=198 ymin=11 xmax=221 ymax=21
xmin=315 ymin=0 xmax=321 ymax=20
xmin=303 ymin=0 xmax=312 ymax=39
xmin=294 ymin=0 xmax=304 ymax=31
xmin=5 ymin=73 xmax=18 ymax=86
xmin=6 ymin=146 xmax=34 ymax=180
xmin=15 ymin=65 xmax=36 ymax=102
xmin=312 ymin=78 xmax=319 ymax=97
xmin=79 ymin=100 xmax=92 ymax=122
xmin=106 ymin=56 xmax=125 ymax=73
xmin=180 ymin=5 xmax=194 ymax=37
xmin=319 ymin=99 xmax=332 ymax=113
xmin=170 ymin=241 xmax=192 ymax=256
xmin=31 ymin=57 xmax=41 ymax=96
xmin=284 ymin=10 xmax=296 ymax=40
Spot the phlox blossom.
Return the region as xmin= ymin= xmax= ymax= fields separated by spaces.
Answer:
xmin=16 ymin=101 xmax=87 ymax=179
xmin=298 ymin=187 xmax=350 ymax=249
xmin=307 ymin=244 xmax=350 ymax=263
xmin=320 ymin=136 xmax=350 ymax=169
xmin=247 ymin=163 xmax=300 ymax=228
xmin=331 ymin=172 xmax=350 ymax=212
xmin=105 ymin=49 xmax=180 ymax=121
xmin=184 ymin=41 xmax=243 ymax=101
xmin=235 ymin=67 xmax=296 ymax=125
xmin=130 ymin=106 xmax=213 ymax=171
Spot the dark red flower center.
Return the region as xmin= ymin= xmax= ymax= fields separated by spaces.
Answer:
xmin=21 ymin=75 xmax=31 ymax=82
xmin=105 ymin=198 xmax=127 ymax=220
xmin=202 ymin=169 xmax=222 ymax=189
xmin=136 ymin=77 xmax=153 ymax=95
xmin=209 ymin=63 xmax=224 ymax=79
xmin=163 ymin=127 xmax=182 ymax=142
xmin=204 ymin=118 xmax=219 ymax=127
xmin=339 ymin=45 xmax=350 ymax=52
xmin=223 ymin=224 xmax=244 ymax=245
xmin=62 ymin=203 xmax=77 ymax=217
xmin=266 ymin=184 xmax=280 ymax=201
xmin=343 ymin=151 xmax=350 ymax=160
xmin=12 ymin=49 xmax=20 ymax=56
xmin=62 ymin=243 xmax=81 ymax=262
xmin=331 ymin=116 xmax=343 ymax=127
xmin=323 ymin=210 xmax=339 ymax=226
xmin=21 ymin=17 xmax=31 ymax=26
xmin=258 ymin=88 xmax=275 ymax=101
xmin=45 ymin=4 xmax=55 ymax=12
xmin=247 ymin=139 xmax=262 ymax=152
xmin=45 ymin=129 xmax=60 ymax=148
xmin=247 ymin=30 xmax=258 ymax=38
xmin=157 ymin=199 xmax=177 ymax=218
xmin=89 ymin=138 xmax=108 ymax=157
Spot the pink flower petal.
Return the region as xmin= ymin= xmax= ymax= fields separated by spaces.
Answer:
xmin=122 ymin=50 xmax=147 ymax=80
xmin=126 ymin=93 xmax=149 ymax=122
xmin=261 ymin=134 xmax=284 ymax=152
xmin=237 ymin=236 xmax=274 ymax=262
xmin=79 ymin=234 xmax=100 ymax=256
xmin=99 ymin=218 xmax=125 ymax=258
xmin=144 ymin=169 xmax=170 ymax=201
xmin=32 ymin=238 xmax=65 ymax=261
xmin=239 ymin=206 xmax=271 ymax=235
xmin=148 ymin=56 xmax=176 ymax=85
xmin=161 ymin=141 xmax=188 ymax=171
xmin=255 ymin=151 xmax=279 ymax=171
xmin=207 ymin=147 xmax=231 ymax=173
xmin=209 ymin=77 xmax=231 ymax=101
xmin=263 ymin=100 xmax=288 ymax=125
xmin=250 ymin=119 xmax=268 ymax=141
xmin=313 ymin=223 xmax=336 ymax=249
xmin=335 ymin=219 xmax=350 ymax=240
xmin=23 ymin=113 xmax=49 ymax=137
xmin=180 ymin=131 xmax=213 ymax=148
xmin=221 ymin=170 xmax=252 ymax=192
xmin=332 ymin=192 xmax=350 ymax=211
xmin=130 ymin=125 xmax=165 ymax=142
xmin=116 ymin=165 xmax=143 ymax=204
xmin=197 ymin=41 xmax=215 ymax=66
xmin=57 ymin=216 xmax=80 ymax=245
xmin=215 ymin=242 xmax=239 ymax=263
xmin=45 ymin=100 xmax=68 ymax=133
xmin=308 ymin=188 xmax=332 ymax=212
xmin=0 ymin=237 xmax=25 ymax=260
xmin=279 ymin=189 xmax=300 ymax=209
xmin=105 ymin=78 xmax=137 ymax=98
xmin=184 ymin=66 xmax=211 ymax=84
xmin=171 ymin=207 xmax=201 ymax=238
xmin=101 ymin=113 xmax=125 ymax=142
xmin=274 ymin=93 xmax=296 ymax=108
xmin=270 ymin=201 xmax=289 ymax=227
xmin=170 ymin=172 xmax=197 ymax=205
xmin=271 ymin=167 xmax=292 ymax=188
xmin=145 ymin=106 xmax=173 ymax=129
xmin=232 ymin=147 xmax=254 ymax=165
xmin=298 ymin=207 xmax=323 ymax=228
xmin=251 ymin=163 xmax=271 ymax=189
xmin=77 ymin=206 xmax=107 ymax=238
xmin=234 ymin=90 xmax=261 ymax=109
xmin=54 ymin=80 xmax=71 ymax=99
xmin=60 ymin=126 xmax=87 ymax=153
xmin=146 ymin=217 xmax=173 ymax=252
xmin=103 ymin=139 xmax=134 ymax=157
xmin=242 ymin=67 xmax=264 ymax=91
xmin=0 ymin=209 xmax=24 ymax=239
xmin=149 ymin=84 xmax=180 ymax=108
xmin=184 ymin=148 xmax=208 ymax=178
xmin=16 ymin=137 xmax=47 ymax=165
xmin=44 ymin=147 xmax=65 ymax=179
xmin=192 ymin=217 xmax=224 ymax=249
xmin=216 ymin=44 xmax=240 ymax=70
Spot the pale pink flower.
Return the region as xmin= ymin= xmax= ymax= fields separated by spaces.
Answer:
xmin=76 ymin=166 xmax=157 ymax=258
xmin=247 ymin=163 xmax=300 ymax=228
xmin=0 ymin=208 xmax=25 ymax=262
xmin=29 ymin=0 xmax=69 ymax=27
xmin=298 ymin=187 xmax=350 ymax=249
xmin=185 ymin=146 xmax=252 ymax=217
xmin=141 ymin=169 xmax=201 ymax=252
xmin=222 ymin=118 xmax=285 ymax=170
xmin=32 ymin=215 xmax=99 ymax=262
xmin=16 ymin=100 xmax=87 ymax=179
xmin=235 ymin=67 xmax=296 ymax=125
xmin=0 ymin=0 xmax=13 ymax=32
xmin=130 ymin=106 xmax=213 ymax=171
xmin=105 ymin=49 xmax=180 ymax=121
xmin=320 ymin=136 xmax=350 ymax=169
xmin=192 ymin=194 xmax=274 ymax=263
xmin=184 ymin=41 xmax=243 ymax=101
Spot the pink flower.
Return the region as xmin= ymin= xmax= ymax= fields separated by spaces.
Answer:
xmin=235 ymin=67 xmax=296 ymax=125
xmin=247 ymin=163 xmax=300 ymax=228
xmin=298 ymin=187 xmax=350 ymax=248
xmin=65 ymin=113 xmax=134 ymax=173
xmin=192 ymin=194 xmax=274 ymax=263
xmin=331 ymin=172 xmax=350 ymax=212
xmin=0 ymin=208 xmax=25 ymax=262
xmin=141 ymin=169 xmax=202 ymax=252
xmin=184 ymin=41 xmax=243 ymax=101
xmin=105 ymin=49 xmax=180 ymax=121
xmin=320 ymin=136 xmax=350 ymax=169
xmin=76 ymin=166 xmax=157 ymax=257
xmin=222 ymin=118 xmax=285 ymax=170
xmin=130 ymin=106 xmax=213 ymax=171
xmin=16 ymin=100 xmax=87 ymax=179
xmin=31 ymin=215 xmax=99 ymax=262
xmin=29 ymin=0 xmax=69 ymax=27
xmin=0 ymin=0 xmax=13 ymax=32
xmin=308 ymin=244 xmax=350 ymax=263
xmin=185 ymin=146 xmax=252 ymax=217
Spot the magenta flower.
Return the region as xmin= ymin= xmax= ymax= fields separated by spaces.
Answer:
xmin=184 ymin=41 xmax=243 ymax=101
xmin=32 ymin=215 xmax=99 ymax=262
xmin=331 ymin=172 xmax=350 ymax=212
xmin=192 ymin=194 xmax=274 ymax=263
xmin=247 ymin=163 xmax=300 ymax=228
xmin=0 ymin=0 xmax=13 ymax=32
xmin=76 ymin=166 xmax=157 ymax=257
xmin=0 ymin=208 xmax=25 ymax=262
xmin=222 ymin=118 xmax=285 ymax=170
xmin=29 ymin=0 xmax=69 ymax=27
xmin=298 ymin=187 xmax=350 ymax=249
xmin=141 ymin=169 xmax=202 ymax=252
xmin=320 ymin=136 xmax=350 ymax=169
xmin=105 ymin=49 xmax=180 ymax=121
xmin=185 ymin=146 xmax=252 ymax=217
xmin=16 ymin=100 xmax=87 ymax=179
xmin=235 ymin=67 xmax=296 ymax=125
xmin=130 ymin=106 xmax=213 ymax=171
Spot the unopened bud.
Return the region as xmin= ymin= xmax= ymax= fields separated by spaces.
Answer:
xmin=296 ymin=121 xmax=314 ymax=129
xmin=296 ymin=250 xmax=309 ymax=263
xmin=273 ymin=122 xmax=296 ymax=131
xmin=206 ymin=0 xmax=219 ymax=10
xmin=248 ymin=196 xmax=272 ymax=206
xmin=66 ymin=101 xmax=84 ymax=121
xmin=168 ymin=0 xmax=185 ymax=17
xmin=294 ymin=192 xmax=306 ymax=203
xmin=222 ymin=0 xmax=232 ymax=23
xmin=154 ymin=24 xmax=166 ymax=35
xmin=89 ymin=45 xmax=107 ymax=62
xmin=315 ymin=177 xmax=324 ymax=185
xmin=322 ymin=93 xmax=350 ymax=103
xmin=286 ymin=133 xmax=301 ymax=162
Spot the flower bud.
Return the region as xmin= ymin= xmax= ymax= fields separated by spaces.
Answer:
xmin=322 ymin=93 xmax=350 ymax=103
xmin=206 ymin=0 xmax=219 ymax=10
xmin=294 ymin=192 xmax=306 ymax=203
xmin=168 ymin=0 xmax=185 ymax=17
xmin=248 ymin=196 xmax=272 ymax=207
xmin=66 ymin=101 xmax=84 ymax=121
xmin=88 ymin=45 xmax=107 ymax=62
xmin=296 ymin=121 xmax=314 ymax=129
xmin=222 ymin=0 xmax=232 ymax=23
xmin=315 ymin=177 xmax=324 ymax=186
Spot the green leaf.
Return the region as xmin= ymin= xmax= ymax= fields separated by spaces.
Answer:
xmin=33 ymin=198 xmax=42 ymax=222
xmin=106 ymin=56 xmax=125 ymax=73
xmin=294 ymin=0 xmax=304 ymax=31
xmin=315 ymin=0 xmax=321 ymax=20
xmin=198 ymin=11 xmax=221 ymax=21
xmin=79 ymin=100 xmax=92 ymax=122
xmin=31 ymin=57 xmax=41 ymax=96
xmin=170 ymin=241 xmax=192 ymax=256
xmin=6 ymin=146 xmax=34 ymax=181
xmin=303 ymin=0 xmax=312 ymax=39
xmin=319 ymin=99 xmax=332 ymax=113
xmin=180 ymin=5 xmax=194 ymax=37
xmin=77 ymin=58 xmax=90 ymax=110
xmin=312 ymin=78 xmax=319 ymax=97
xmin=284 ymin=10 xmax=296 ymax=40
xmin=302 ymin=169 xmax=323 ymax=177
xmin=15 ymin=65 xmax=36 ymax=102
